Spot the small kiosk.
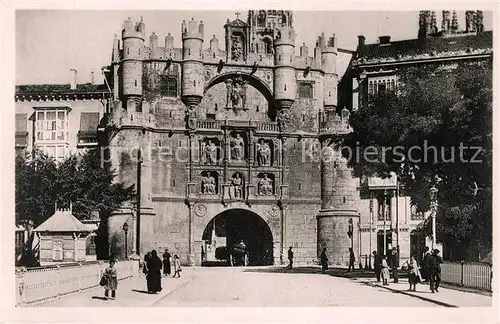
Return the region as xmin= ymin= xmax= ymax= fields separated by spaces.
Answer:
xmin=34 ymin=205 xmax=93 ymax=264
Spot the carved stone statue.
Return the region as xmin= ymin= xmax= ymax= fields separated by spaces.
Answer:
xmin=278 ymin=109 xmax=291 ymax=131
xmin=258 ymin=174 xmax=273 ymax=196
xmin=208 ymin=172 xmax=216 ymax=194
xmin=257 ymin=10 xmax=266 ymax=27
xmin=256 ymin=140 xmax=271 ymax=166
xmin=231 ymin=36 xmax=243 ymax=61
xmin=231 ymin=173 xmax=243 ymax=199
xmin=229 ymin=77 xmax=247 ymax=110
xmin=202 ymin=172 xmax=217 ymax=194
xmin=231 ymin=133 xmax=245 ymax=161
xmin=205 ymin=140 xmax=217 ymax=165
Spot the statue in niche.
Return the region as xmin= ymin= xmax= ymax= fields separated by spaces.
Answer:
xmin=231 ymin=133 xmax=245 ymax=161
xmin=278 ymin=109 xmax=291 ymax=131
xmin=205 ymin=140 xmax=217 ymax=165
xmin=256 ymin=140 xmax=271 ymax=166
xmin=229 ymin=77 xmax=247 ymax=110
xmin=231 ymin=173 xmax=243 ymax=199
xmin=231 ymin=36 xmax=244 ymax=61
xmin=202 ymin=172 xmax=217 ymax=194
xmin=257 ymin=11 xmax=266 ymax=27
xmin=258 ymin=174 xmax=273 ymax=196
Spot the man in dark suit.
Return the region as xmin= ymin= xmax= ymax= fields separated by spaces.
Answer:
xmin=287 ymin=246 xmax=294 ymax=269
xmin=421 ymin=246 xmax=431 ymax=282
xmin=429 ymin=249 xmax=443 ymax=293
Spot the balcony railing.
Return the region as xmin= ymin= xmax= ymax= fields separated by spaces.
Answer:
xmin=196 ymin=119 xmax=279 ymax=132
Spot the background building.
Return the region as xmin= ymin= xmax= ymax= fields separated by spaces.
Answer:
xmin=15 ymin=79 xmax=110 ymax=161
xmin=340 ymin=10 xmax=492 ymax=263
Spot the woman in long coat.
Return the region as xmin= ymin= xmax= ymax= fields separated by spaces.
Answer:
xmin=162 ymin=249 xmax=172 ymax=276
xmin=320 ymin=248 xmax=329 ymax=273
xmin=146 ymin=250 xmax=163 ymax=293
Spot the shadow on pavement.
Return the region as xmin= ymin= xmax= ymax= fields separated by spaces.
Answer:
xmin=91 ymin=296 xmax=108 ymax=300
xmin=242 ymin=266 xmax=325 ymax=275
xmin=131 ymin=289 xmax=151 ymax=294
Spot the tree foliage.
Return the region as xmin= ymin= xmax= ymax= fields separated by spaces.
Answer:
xmin=15 ymin=148 xmax=134 ymax=227
xmin=340 ymin=61 xmax=492 ymax=261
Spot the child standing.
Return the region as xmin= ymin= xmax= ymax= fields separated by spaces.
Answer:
xmin=103 ymin=259 xmax=118 ymax=299
xmin=173 ymin=255 xmax=182 ymax=278
xmin=381 ymin=256 xmax=390 ymax=286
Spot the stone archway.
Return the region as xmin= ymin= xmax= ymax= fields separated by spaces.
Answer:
xmin=204 ymin=72 xmax=277 ymax=120
xmin=201 ymin=208 xmax=274 ymax=266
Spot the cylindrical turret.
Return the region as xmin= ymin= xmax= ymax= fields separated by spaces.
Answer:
xmin=121 ymin=17 xmax=145 ymax=99
xmin=210 ymin=35 xmax=219 ymax=52
xmin=273 ymin=26 xmax=296 ymax=110
xmin=322 ymin=34 xmax=338 ymax=109
xmin=181 ymin=18 xmax=204 ymax=107
xmin=165 ymin=33 xmax=174 ymax=49
xmin=112 ymin=34 xmax=120 ymax=63
xmin=299 ymin=42 xmax=308 ymax=57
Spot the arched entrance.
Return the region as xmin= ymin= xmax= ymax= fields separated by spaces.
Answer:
xmin=201 ymin=209 xmax=274 ymax=266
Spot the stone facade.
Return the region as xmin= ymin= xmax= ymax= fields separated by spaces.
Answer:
xmin=102 ymin=10 xmax=360 ymax=266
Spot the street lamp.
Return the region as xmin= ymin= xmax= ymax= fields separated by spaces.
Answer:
xmin=122 ymin=222 xmax=129 ymax=259
xmin=369 ymin=194 xmax=373 ymax=269
xmin=429 ymin=186 xmax=438 ymax=250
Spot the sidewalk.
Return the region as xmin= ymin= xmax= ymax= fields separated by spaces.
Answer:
xmin=354 ymin=277 xmax=492 ymax=307
xmin=38 ymin=269 xmax=194 ymax=307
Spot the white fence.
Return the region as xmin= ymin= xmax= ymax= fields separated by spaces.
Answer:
xmin=15 ymin=260 xmax=138 ymax=306
xmin=441 ymin=261 xmax=492 ymax=291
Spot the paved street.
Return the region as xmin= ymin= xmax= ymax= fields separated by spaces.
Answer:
xmin=37 ymin=266 xmax=492 ymax=307
xmin=153 ymin=266 xmax=439 ymax=307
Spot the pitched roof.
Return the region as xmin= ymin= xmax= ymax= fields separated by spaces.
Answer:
xmin=15 ymin=83 xmax=108 ymax=95
xmin=34 ymin=209 xmax=89 ymax=232
xmin=355 ymin=31 xmax=492 ymax=65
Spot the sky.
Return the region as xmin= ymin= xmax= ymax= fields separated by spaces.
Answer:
xmin=15 ymin=10 xmax=494 ymax=85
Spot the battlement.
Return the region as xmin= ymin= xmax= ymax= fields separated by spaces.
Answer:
xmin=274 ymin=26 xmax=296 ymax=46
xmin=182 ymin=18 xmax=204 ymax=40
xmin=122 ymin=17 xmax=145 ymax=40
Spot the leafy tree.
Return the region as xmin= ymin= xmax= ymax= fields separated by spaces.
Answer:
xmin=15 ymin=148 xmax=134 ymax=260
xmin=340 ymin=61 xmax=492 ymax=261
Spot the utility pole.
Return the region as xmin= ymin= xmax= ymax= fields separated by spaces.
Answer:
xmin=383 ymin=189 xmax=387 ymax=256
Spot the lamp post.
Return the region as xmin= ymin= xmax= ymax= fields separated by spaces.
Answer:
xmin=429 ymin=186 xmax=438 ymax=250
xmin=122 ymin=222 xmax=129 ymax=259
xmin=369 ymin=193 xmax=373 ymax=269
xmin=383 ymin=189 xmax=387 ymax=256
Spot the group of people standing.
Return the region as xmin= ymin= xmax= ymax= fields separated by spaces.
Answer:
xmin=142 ymin=249 xmax=182 ymax=294
xmin=372 ymin=246 xmax=443 ymax=293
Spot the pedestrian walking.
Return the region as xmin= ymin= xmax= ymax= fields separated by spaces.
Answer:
xmin=102 ymin=259 xmax=118 ymax=300
xmin=373 ymin=251 xmax=382 ymax=282
xmin=407 ymin=255 xmax=421 ymax=291
xmin=173 ymin=255 xmax=182 ymax=278
xmin=347 ymin=248 xmax=355 ymax=272
xmin=381 ymin=256 xmax=390 ymax=285
xmin=390 ymin=247 xmax=399 ymax=283
xmin=287 ymin=246 xmax=294 ymax=269
xmin=162 ymin=248 xmax=172 ymax=277
xmin=320 ymin=247 xmax=328 ymax=273
xmin=146 ymin=250 xmax=163 ymax=293
xmin=421 ymin=246 xmax=431 ymax=282
xmin=428 ymin=249 xmax=443 ymax=293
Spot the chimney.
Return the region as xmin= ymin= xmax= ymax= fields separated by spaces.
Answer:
xmin=441 ymin=11 xmax=451 ymax=34
xmin=418 ymin=10 xmax=431 ymax=39
xmin=476 ymin=10 xmax=484 ymax=33
xmin=358 ymin=35 xmax=365 ymax=48
xmin=451 ymin=11 xmax=459 ymax=34
xmin=91 ymin=71 xmax=95 ymax=85
xmin=379 ymin=36 xmax=391 ymax=45
xmin=69 ymin=69 xmax=77 ymax=90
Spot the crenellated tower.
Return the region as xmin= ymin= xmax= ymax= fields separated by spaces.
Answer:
xmin=273 ymin=26 xmax=296 ymax=112
xmin=181 ymin=18 xmax=205 ymax=121
xmin=121 ymin=17 xmax=145 ymax=112
xmin=316 ymin=30 xmax=360 ymax=267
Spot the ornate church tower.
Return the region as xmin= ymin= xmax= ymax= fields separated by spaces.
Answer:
xmin=248 ymin=10 xmax=293 ymax=54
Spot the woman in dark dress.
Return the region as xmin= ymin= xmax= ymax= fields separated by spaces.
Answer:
xmin=162 ymin=249 xmax=172 ymax=276
xmin=146 ymin=250 xmax=163 ymax=293
xmin=320 ymin=248 xmax=329 ymax=273
xmin=143 ymin=252 xmax=152 ymax=292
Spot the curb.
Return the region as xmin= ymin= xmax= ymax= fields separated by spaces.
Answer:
xmin=151 ymin=274 xmax=196 ymax=305
xmin=374 ymin=283 xmax=458 ymax=307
